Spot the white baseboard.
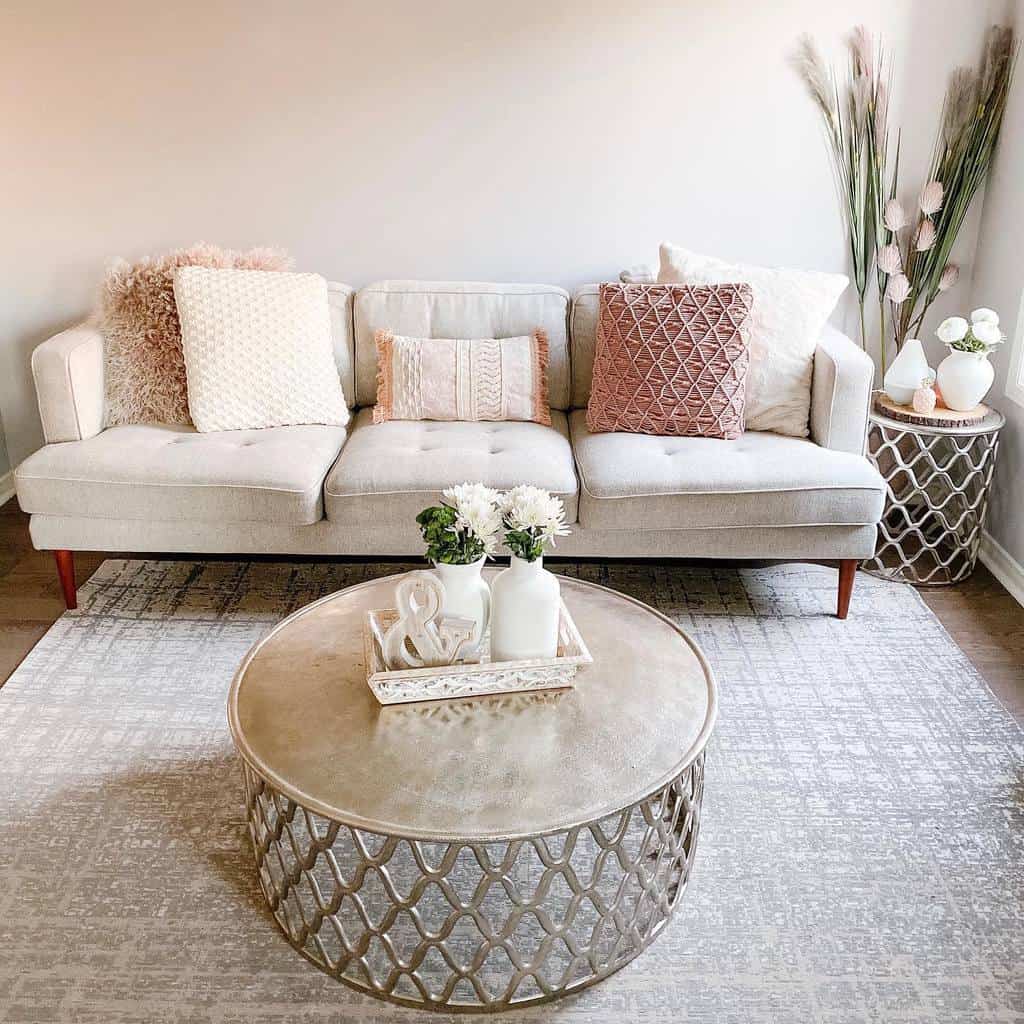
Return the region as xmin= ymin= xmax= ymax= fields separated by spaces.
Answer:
xmin=0 ymin=470 xmax=14 ymax=508
xmin=979 ymin=531 xmax=1024 ymax=608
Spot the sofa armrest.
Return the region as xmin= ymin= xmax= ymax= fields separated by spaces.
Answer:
xmin=810 ymin=324 xmax=874 ymax=455
xmin=31 ymin=324 xmax=105 ymax=443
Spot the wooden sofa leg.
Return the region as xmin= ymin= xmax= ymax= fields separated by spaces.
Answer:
xmin=837 ymin=559 xmax=857 ymax=620
xmin=54 ymin=550 xmax=77 ymax=610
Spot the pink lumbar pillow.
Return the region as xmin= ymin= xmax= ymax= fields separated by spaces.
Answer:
xmin=586 ymin=282 xmax=754 ymax=439
xmin=96 ymin=242 xmax=292 ymax=426
xmin=373 ymin=330 xmax=550 ymax=425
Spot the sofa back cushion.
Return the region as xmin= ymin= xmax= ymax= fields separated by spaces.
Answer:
xmin=570 ymin=285 xmax=601 ymax=408
xmin=353 ymin=281 xmax=570 ymax=409
xmin=326 ymin=282 xmax=356 ymax=409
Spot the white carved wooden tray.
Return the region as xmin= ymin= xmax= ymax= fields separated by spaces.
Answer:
xmin=362 ymin=601 xmax=592 ymax=705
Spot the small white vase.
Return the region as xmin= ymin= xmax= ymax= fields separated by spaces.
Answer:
xmin=883 ymin=337 xmax=933 ymax=405
xmin=489 ymin=556 xmax=560 ymax=662
xmin=936 ymin=348 xmax=995 ymax=412
xmin=432 ymin=558 xmax=490 ymax=657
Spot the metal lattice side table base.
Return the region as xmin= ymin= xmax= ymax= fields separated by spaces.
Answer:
xmin=241 ymin=755 xmax=705 ymax=1012
xmin=865 ymin=408 xmax=1003 ymax=587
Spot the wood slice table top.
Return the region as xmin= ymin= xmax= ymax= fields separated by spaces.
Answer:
xmin=227 ymin=570 xmax=717 ymax=841
xmin=872 ymin=393 xmax=1005 ymax=434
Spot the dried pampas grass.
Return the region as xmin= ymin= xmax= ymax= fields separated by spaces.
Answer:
xmin=97 ymin=243 xmax=292 ymax=426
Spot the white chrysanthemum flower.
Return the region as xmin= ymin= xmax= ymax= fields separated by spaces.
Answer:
xmin=442 ymin=482 xmax=503 ymax=556
xmin=970 ymin=307 xmax=999 ymax=326
xmin=443 ymin=482 xmax=503 ymax=509
xmin=970 ymin=321 xmax=1004 ymax=348
xmin=936 ymin=316 xmax=969 ymax=344
xmin=502 ymin=485 xmax=570 ymax=543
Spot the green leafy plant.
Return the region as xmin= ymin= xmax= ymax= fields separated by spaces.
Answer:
xmin=416 ymin=483 xmax=502 ymax=564
xmin=500 ymin=485 xmax=570 ymax=563
xmin=504 ymin=528 xmax=547 ymax=562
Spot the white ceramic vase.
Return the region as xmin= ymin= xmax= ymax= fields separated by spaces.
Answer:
xmin=489 ymin=555 xmax=560 ymax=662
xmin=432 ymin=558 xmax=490 ymax=657
xmin=936 ymin=348 xmax=995 ymax=412
xmin=883 ymin=337 xmax=933 ymax=405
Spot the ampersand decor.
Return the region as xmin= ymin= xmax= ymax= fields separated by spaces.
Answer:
xmin=382 ymin=571 xmax=476 ymax=669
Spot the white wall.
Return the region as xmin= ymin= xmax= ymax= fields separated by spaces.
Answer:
xmin=0 ymin=0 xmax=994 ymax=467
xmin=970 ymin=0 xmax=1024 ymax=574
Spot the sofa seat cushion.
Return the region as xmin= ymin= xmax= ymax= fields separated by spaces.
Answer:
xmin=569 ymin=410 xmax=884 ymax=531
xmin=15 ymin=423 xmax=347 ymax=525
xmin=325 ymin=409 xmax=578 ymax=526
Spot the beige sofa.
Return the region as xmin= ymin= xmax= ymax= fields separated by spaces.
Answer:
xmin=15 ymin=280 xmax=885 ymax=615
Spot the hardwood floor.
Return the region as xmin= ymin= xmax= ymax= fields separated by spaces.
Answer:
xmin=2 ymin=497 xmax=1022 ymax=724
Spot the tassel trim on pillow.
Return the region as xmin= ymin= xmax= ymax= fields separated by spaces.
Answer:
xmin=531 ymin=328 xmax=552 ymax=426
xmin=373 ymin=328 xmax=394 ymax=424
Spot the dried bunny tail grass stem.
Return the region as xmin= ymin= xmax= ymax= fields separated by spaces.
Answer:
xmin=942 ymin=67 xmax=978 ymax=145
xmin=849 ymin=24 xmax=875 ymax=79
xmin=792 ymin=35 xmax=838 ymax=129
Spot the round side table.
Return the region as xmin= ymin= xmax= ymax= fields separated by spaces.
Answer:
xmin=865 ymin=403 xmax=1005 ymax=586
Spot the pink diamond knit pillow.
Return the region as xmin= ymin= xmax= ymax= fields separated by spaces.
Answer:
xmin=373 ymin=329 xmax=551 ymax=425
xmin=586 ymin=283 xmax=754 ymax=439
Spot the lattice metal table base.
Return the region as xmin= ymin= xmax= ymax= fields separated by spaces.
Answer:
xmin=242 ymin=754 xmax=705 ymax=1012
xmin=865 ymin=407 xmax=1004 ymax=587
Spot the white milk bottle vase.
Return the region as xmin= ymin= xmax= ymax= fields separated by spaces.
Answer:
xmin=432 ymin=558 xmax=490 ymax=658
xmin=489 ymin=555 xmax=560 ymax=662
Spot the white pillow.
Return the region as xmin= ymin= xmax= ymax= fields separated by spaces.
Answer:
xmin=658 ymin=242 xmax=848 ymax=437
xmin=174 ymin=266 xmax=349 ymax=432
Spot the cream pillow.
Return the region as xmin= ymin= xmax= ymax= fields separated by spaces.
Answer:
xmin=658 ymin=242 xmax=848 ymax=437
xmin=174 ymin=266 xmax=349 ymax=432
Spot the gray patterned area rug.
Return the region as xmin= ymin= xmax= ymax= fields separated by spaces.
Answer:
xmin=1 ymin=559 xmax=1021 ymax=1024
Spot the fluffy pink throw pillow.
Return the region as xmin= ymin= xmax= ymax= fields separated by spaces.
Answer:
xmin=586 ymin=283 xmax=753 ymax=439
xmin=97 ymin=243 xmax=292 ymax=426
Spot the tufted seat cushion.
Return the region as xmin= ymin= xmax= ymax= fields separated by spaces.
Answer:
xmin=570 ymin=410 xmax=884 ymax=531
xmin=325 ymin=409 xmax=578 ymax=526
xmin=15 ymin=424 xmax=348 ymax=525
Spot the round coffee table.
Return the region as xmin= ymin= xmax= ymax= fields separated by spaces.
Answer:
xmin=227 ymin=572 xmax=717 ymax=1012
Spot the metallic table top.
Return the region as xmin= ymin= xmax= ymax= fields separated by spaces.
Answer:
xmin=228 ymin=571 xmax=717 ymax=842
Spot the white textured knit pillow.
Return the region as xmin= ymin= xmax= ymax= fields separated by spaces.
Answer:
xmin=658 ymin=242 xmax=848 ymax=437
xmin=174 ymin=267 xmax=349 ymax=432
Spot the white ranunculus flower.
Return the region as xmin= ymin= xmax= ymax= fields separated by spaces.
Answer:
xmin=971 ymin=321 xmax=1004 ymax=347
xmin=936 ymin=316 xmax=969 ymax=344
xmin=970 ymin=307 xmax=999 ymax=326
